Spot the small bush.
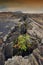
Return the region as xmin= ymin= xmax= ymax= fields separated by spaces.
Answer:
xmin=18 ymin=35 xmax=27 ymax=51
xmin=17 ymin=34 xmax=32 ymax=51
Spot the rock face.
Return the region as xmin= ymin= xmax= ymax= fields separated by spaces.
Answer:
xmin=5 ymin=45 xmax=43 ymax=65
xmin=0 ymin=38 xmax=5 ymax=65
xmin=0 ymin=13 xmax=43 ymax=65
xmin=20 ymin=23 xmax=27 ymax=34
xmin=0 ymin=49 xmax=5 ymax=65
xmin=4 ymin=42 xmax=13 ymax=60
xmin=27 ymin=19 xmax=43 ymax=39
xmin=4 ymin=16 xmax=43 ymax=65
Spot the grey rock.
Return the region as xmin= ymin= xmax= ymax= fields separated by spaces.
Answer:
xmin=5 ymin=45 xmax=43 ymax=65
xmin=41 ymin=38 xmax=43 ymax=44
xmin=20 ymin=23 xmax=27 ymax=34
xmin=0 ymin=39 xmax=5 ymax=65
xmin=4 ymin=42 xmax=13 ymax=60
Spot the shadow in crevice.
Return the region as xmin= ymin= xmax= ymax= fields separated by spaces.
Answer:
xmin=13 ymin=48 xmax=33 ymax=57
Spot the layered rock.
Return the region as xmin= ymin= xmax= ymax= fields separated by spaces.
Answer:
xmin=0 ymin=13 xmax=43 ymax=65
xmin=5 ymin=45 xmax=43 ymax=65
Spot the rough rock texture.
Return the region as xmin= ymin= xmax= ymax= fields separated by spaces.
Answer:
xmin=0 ymin=39 xmax=5 ymax=65
xmin=0 ymin=13 xmax=43 ymax=65
xmin=5 ymin=45 xmax=43 ymax=65
xmin=4 ymin=42 xmax=13 ymax=60
xmin=27 ymin=19 xmax=43 ymax=39
xmin=4 ymin=16 xmax=43 ymax=65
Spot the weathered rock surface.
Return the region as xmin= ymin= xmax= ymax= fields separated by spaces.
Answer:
xmin=27 ymin=19 xmax=43 ymax=39
xmin=5 ymin=45 xmax=43 ymax=65
xmin=0 ymin=38 xmax=5 ymax=65
xmin=0 ymin=13 xmax=43 ymax=65
xmin=4 ymin=42 xmax=13 ymax=60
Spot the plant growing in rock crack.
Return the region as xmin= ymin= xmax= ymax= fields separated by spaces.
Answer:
xmin=13 ymin=34 xmax=33 ymax=51
xmin=18 ymin=35 xmax=27 ymax=51
xmin=13 ymin=34 xmax=32 ymax=51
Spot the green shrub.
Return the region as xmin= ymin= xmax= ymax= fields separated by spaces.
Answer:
xmin=18 ymin=35 xmax=27 ymax=51
xmin=18 ymin=34 xmax=31 ymax=51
